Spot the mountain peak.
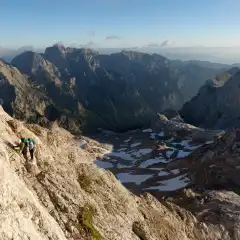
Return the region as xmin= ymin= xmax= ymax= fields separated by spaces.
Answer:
xmin=53 ymin=43 xmax=66 ymax=51
xmin=11 ymin=51 xmax=47 ymax=75
xmin=180 ymin=68 xmax=240 ymax=129
xmin=45 ymin=44 xmax=66 ymax=56
xmin=78 ymin=48 xmax=99 ymax=56
xmin=227 ymin=66 xmax=240 ymax=75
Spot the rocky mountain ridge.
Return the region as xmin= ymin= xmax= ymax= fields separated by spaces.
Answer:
xmin=4 ymin=44 xmax=223 ymax=133
xmin=180 ymin=67 xmax=240 ymax=129
xmin=0 ymin=59 xmax=108 ymax=134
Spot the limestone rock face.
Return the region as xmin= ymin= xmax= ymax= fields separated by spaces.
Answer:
xmin=0 ymin=106 xmax=208 ymax=240
xmin=0 ymin=145 xmax=67 ymax=240
xmin=1 ymin=106 xmax=240 ymax=239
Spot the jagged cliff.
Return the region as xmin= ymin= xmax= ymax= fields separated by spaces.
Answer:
xmin=0 ymin=60 xmax=107 ymax=134
xmin=180 ymin=67 xmax=240 ymax=129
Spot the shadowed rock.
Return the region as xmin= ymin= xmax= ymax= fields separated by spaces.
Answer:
xmin=155 ymin=114 xmax=225 ymax=141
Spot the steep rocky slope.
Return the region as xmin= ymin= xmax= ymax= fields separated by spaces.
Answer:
xmin=173 ymin=62 xmax=223 ymax=101
xmin=165 ymin=127 xmax=240 ymax=240
xmin=8 ymin=44 xmax=221 ymax=133
xmin=2 ymin=106 xmax=240 ymax=239
xmin=0 ymin=60 xmax=49 ymax=121
xmin=180 ymin=67 xmax=240 ymax=129
xmin=172 ymin=126 xmax=240 ymax=191
xmin=0 ymin=106 xmax=210 ymax=240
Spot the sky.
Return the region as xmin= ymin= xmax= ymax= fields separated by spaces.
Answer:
xmin=1 ymin=0 xmax=240 ymax=48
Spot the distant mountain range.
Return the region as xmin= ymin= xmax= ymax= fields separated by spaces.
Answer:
xmin=0 ymin=44 xmax=232 ymax=133
xmin=97 ymin=46 xmax=240 ymax=65
xmin=0 ymin=46 xmax=42 ymax=62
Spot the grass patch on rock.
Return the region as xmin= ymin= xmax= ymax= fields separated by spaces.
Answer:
xmin=78 ymin=204 xmax=102 ymax=240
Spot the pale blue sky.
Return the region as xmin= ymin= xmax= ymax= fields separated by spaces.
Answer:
xmin=1 ymin=0 xmax=240 ymax=48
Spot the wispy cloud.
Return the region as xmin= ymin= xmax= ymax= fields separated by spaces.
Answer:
xmin=144 ymin=43 xmax=160 ymax=48
xmin=105 ymin=35 xmax=121 ymax=40
xmin=144 ymin=40 xmax=173 ymax=48
xmin=161 ymin=40 xmax=172 ymax=47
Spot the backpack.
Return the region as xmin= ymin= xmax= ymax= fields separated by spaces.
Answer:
xmin=21 ymin=138 xmax=28 ymax=143
xmin=27 ymin=138 xmax=36 ymax=150
xmin=28 ymin=138 xmax=36 ymax=145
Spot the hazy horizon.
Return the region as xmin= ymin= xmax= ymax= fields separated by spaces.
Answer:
xmin=1 ymin=45 xmax=240 ymax=64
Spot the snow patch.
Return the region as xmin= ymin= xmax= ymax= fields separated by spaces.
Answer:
xmin=130 ymin=142 xmax=142 ymax=148
xmin=107 ymin=151 xmax=134 ymax=161
xmin=172 ymin=140 xmax=201 ymax=150
xmin=120 ymin=144 xmax=128 ymax=147
xmin=144 ymin=174 xmax=189 ymax=191
xmin=117 ymin=172 xmax=153 ymax=185
xmin=158 ymin=170 xmax=170 ymax=176
xmin=139 ymin=158 xmax=164 ymax=168
xmin=171 ymin=169 xmax=180 ymax=175
xmin=117 ymin=163 xmax=133 ymax=169
xmin=166 ymin=137 xmax=174 ymax=142
xmin=131 ymin=148 xmax=152 ymax=158
xmin=94 ymin=160 xmax=114 ymax=169
xmin=158 ymin=131 xmax=164 ymax=137
xmin=150 ymin=133 xmax=157 ymax=139
xmin=142 ymin=128 xmax=153 ymax=133
xmin=166 ymin=150 xmax=175 ymax=158
xmin=177 ymin=150 xmax=191 ymax=158
xmin=149 ymin=168 xmax=164 ymax=171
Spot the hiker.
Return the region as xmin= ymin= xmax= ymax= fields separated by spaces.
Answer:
xmin=13 ymin=138 xmax=36 ymax=161
xmin=27 ymin=138 xmax=36 ymax=161
xmin=14 ymin=138 xmax=28 ymax=160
